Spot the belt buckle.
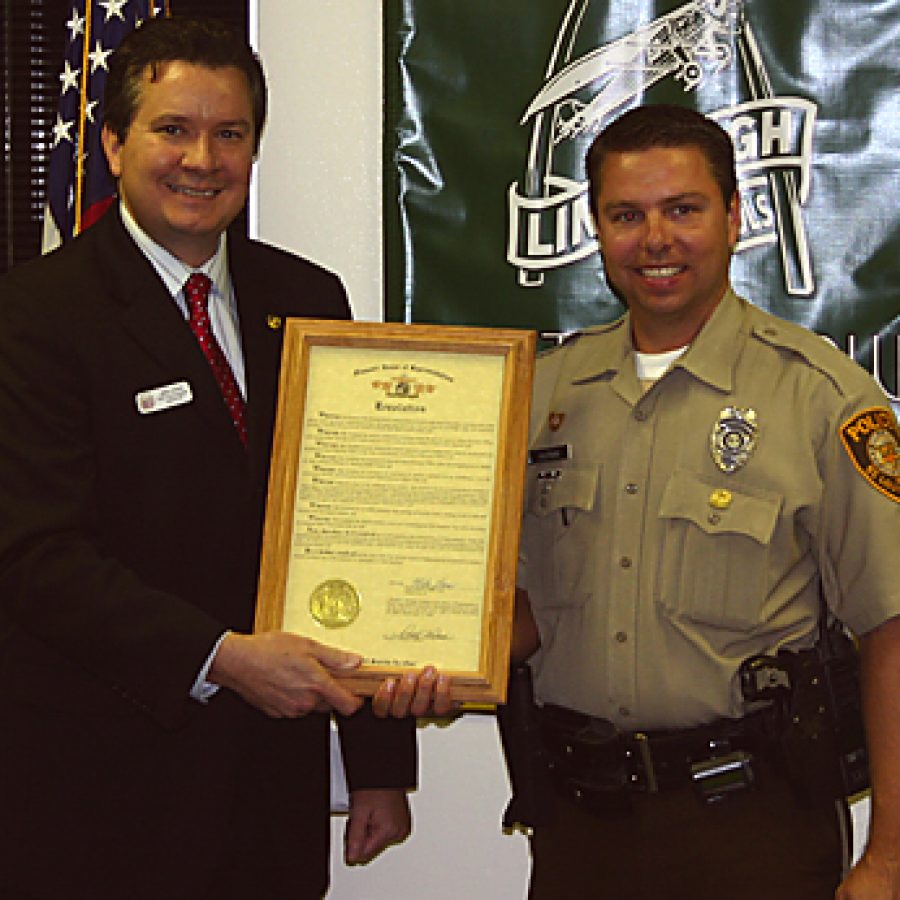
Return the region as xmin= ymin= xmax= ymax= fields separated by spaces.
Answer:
xmin=690 ymin=750 xmax=755 ymax=804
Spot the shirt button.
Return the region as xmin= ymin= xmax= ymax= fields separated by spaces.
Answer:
xmin=625 ymin=483 xmax=639 ymax=495
xmin=634 ymin=409 xmax=648 ymax=422
xmin=708 ymin=512 xmax=721 ymax=525
xmin=619 ymin=556 xmax=632 ymax=569
xmin=615 ymin=631 xmax=628 ymax=643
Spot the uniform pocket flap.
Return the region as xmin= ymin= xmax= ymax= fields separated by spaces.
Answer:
xmin=658 ymin=470 xmax=781 ymax=546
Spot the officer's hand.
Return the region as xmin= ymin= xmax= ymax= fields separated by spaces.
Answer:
xmin=209 ymin=631 xmax=363 ymax=717
xmin=372 ymin=666 xmax=455 ymax=718
xmin=836 ymin=850 xmax=900 ymax=899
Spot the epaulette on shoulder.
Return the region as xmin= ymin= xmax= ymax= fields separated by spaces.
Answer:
xmin=538 ymin=332 xmax=578 ymax=358
xmin=748 ymin=309 xmax=870 ymax=399
xmin=537 ymin=317 xmax=624 ymax=357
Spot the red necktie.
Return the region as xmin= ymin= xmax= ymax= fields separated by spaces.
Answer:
xmin=184 ymin=273 xmax=247 ymax=447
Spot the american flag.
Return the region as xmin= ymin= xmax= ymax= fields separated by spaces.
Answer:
xmin=42 ymin=1 xmax=169 ymax=253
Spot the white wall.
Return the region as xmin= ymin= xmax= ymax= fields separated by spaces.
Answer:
xmin=254 ymin=4 xmax=530 ymax=898
xmin=254 ymin=1 xmax=383 ymax=322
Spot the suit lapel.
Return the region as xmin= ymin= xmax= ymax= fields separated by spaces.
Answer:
xmin=94 ymin=210 xmax=249 ymax=457
xmin=229 ymin=231 xmax=286 ymax=477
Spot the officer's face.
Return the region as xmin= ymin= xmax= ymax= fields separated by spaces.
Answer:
xmin=592 ymin=146 xmax=740 ymax=353
xmin=102 ymin=61 xmax=255 ymax=267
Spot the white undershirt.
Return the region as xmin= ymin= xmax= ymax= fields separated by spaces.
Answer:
xmin=634 ymin=345 xmax=689 ymax=390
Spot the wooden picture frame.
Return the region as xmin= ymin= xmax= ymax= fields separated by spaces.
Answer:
xmin=255 ymin=320 xmax=535 ymax=704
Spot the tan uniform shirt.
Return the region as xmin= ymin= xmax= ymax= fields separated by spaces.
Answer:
xmin=520 ymin=291 xmax=900 ymax=729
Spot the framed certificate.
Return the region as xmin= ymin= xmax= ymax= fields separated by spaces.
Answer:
xmin=255 ymin=320 xmax=535 ymax=703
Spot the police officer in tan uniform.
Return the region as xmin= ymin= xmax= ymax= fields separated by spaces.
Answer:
xmin=513 ymin=105 xmax=900 ymax=899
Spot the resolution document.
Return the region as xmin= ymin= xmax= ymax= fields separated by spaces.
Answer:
xmin=282 ymin=345 xmax=504 ymax=671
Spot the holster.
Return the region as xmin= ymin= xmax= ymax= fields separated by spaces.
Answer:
xmin=495 ymin=665 xmax=555 ymax=830
xmin=781 ymin=635 xmax=868 ymax=801
xmin=740 ymin=621 xmax=869 ymax=802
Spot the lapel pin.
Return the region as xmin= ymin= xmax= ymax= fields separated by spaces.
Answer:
xmin=708 ymin=488 xmax=733 ymax=510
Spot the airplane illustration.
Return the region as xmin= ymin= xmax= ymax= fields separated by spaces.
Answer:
xmin=520 ymin=0 xmax=742 ymax=142
xmin=513 ymin=0 xmax=813 ymax=296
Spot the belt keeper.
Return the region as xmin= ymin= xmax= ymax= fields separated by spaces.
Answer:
xmin=634 ymin=732 xmax=658 ymax=792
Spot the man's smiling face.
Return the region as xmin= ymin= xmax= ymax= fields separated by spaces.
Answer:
xmin=102 ymin=60 xmax=255 ymax=266
xmin=593 ymin=145 xmax=740 ymax=352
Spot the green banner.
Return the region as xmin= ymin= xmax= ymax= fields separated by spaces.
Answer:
xmin=384 ymin=0 xmax=898 ymax=405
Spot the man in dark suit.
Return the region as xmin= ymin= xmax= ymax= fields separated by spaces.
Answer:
xmin=0 ymin=16 xmax=448 ymax=899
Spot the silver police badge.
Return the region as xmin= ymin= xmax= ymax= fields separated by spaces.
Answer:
xmin=710 ymin=407 xmax=758 ymax=473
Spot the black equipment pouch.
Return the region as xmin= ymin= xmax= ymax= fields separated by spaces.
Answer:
xmin=495 ymin=664 xmax=556 ymax=831
xmin=739 ymin=618 xmax=869 ymax=802
xmin=537 ymin=703 xmax=633 ymax=818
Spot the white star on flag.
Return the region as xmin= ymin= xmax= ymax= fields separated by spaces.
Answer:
xmin=66 ymin=10 xmax=86 ymax=41
xmin=99 ymin=0 xmax=129 ymax=22
xmin=52 ymin=113 xmax=75 ymax=148
xmin=88 ymin=40 xmax=114 ymax=74
xmin=59 ymin=60 xmax=80 ymax=94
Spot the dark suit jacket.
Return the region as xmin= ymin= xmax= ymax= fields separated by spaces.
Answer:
xmin=0 ymin=208 xmax=415 ymax=900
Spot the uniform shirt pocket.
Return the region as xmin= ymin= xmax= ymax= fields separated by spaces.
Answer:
xmin=655 ymin=469 xmax=782 ymax=628
xmin=524 ymin=462 xmax=600 ymax=609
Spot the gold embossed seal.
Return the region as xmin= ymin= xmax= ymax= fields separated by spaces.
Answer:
xmin=309 ymin=579 xmax=360 ymax=628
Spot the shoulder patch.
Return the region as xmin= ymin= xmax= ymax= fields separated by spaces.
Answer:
xmin=839 ymin=407 xmax=900 ymax=502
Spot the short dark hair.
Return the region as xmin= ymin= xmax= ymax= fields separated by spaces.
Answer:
xmin=585 ymin=104 xmax=737 ymax=211
xmin=103 ymin=16 xmax=267 ymax=153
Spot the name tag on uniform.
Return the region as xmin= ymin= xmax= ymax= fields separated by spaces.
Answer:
xmin=528 ymin=444 xmax=571 ymax=465
xmin=135 ymin=381 xmax=193 ymax=415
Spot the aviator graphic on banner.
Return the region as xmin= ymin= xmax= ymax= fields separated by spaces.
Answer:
xmin=510 ymin=1 xmax=815 ymax=297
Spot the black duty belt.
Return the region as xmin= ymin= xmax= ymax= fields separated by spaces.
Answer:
xmin=537 ymin=704 xmax=767 ymax=812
